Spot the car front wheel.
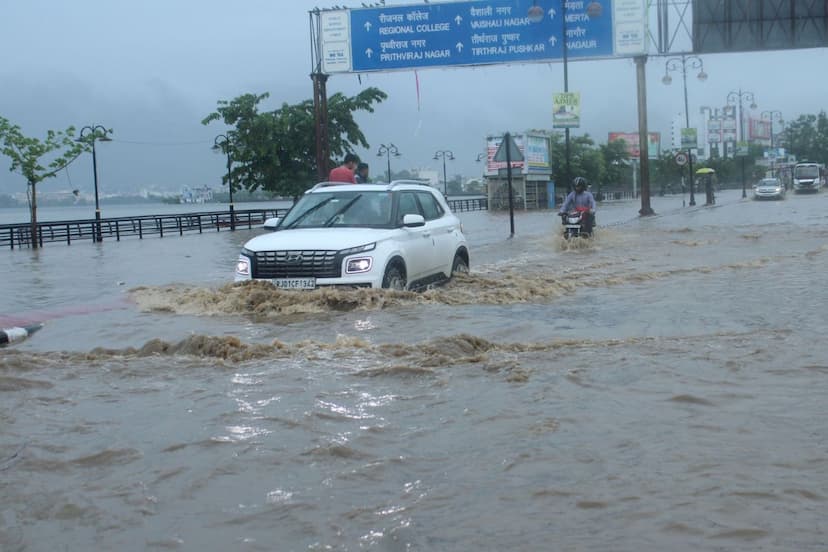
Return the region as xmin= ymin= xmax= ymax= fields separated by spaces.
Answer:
xmin=382 ymin=264 xmax=407 ymax=290
xmin=451 ymin=254 xmax=469 ymax=276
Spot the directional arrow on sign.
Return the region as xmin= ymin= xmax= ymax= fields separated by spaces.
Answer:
xmin=548 ymin=7 xmax=556 ymax=19
xmin=364 ymin=21 xmax=372 ymax=31
xmin=456 ymin=42 xmax=464 ymax=52
xmin=454 ymin=15 xmax=462 ymax=25
xmin=366 ymin=48 xmax=373 ymax=58
xmin=548 ymin=36 xmax=557 ymax=46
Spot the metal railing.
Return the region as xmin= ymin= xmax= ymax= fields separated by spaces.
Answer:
xmin=1 ymin=199 xmax=489 ymax=249
xmin=0 ymin=208 xmax=286 ymax=249
xmin=447 ymin=197 xmax=488 ymax=212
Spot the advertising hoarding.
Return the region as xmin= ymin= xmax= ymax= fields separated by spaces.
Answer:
xmin=485 ymin=133 xmax=550 ymax=175
xmin=608 ymin=131 xmax=661 ymax=159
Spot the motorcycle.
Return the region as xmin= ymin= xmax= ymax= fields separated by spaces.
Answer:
xmin=559 ymin=207 xmax=593 ymax=239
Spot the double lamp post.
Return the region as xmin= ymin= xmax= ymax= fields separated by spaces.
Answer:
xmin=662 ymin=55 xmax=707 ymax=206
xmin=727 ymin=89 xmax=757 ymax=198
xmin=433 ymin=150 xmax=454 ymax=195
xmin=377 ymin=143 xmax=400 ymax=182
xmin=761 ymin=109 xmax=783 ymax=178
xmin=78 ymin=125 xmax=112 ymax=242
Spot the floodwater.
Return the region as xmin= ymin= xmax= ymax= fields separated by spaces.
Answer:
xmin=1 ymin=190 xmax=827 ymax=551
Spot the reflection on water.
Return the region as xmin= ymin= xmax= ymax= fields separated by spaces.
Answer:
xmin=2 ymin=190 xmax=828 ymax=550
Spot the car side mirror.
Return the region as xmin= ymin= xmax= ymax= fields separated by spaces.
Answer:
xmin=263 ymin=217 xmax=280 ymax=230
xmin=402 ymin=213 xmax=426 ymax=227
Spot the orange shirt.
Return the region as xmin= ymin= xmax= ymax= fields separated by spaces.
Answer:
xmin=329 ymin=165 xmax=356 ymax=183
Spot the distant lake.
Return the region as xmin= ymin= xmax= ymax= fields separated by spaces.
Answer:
xmin=0 ymin=195 xmax=482 ymax=225
xmin=0 ymin=200 xmax=295 ymax=225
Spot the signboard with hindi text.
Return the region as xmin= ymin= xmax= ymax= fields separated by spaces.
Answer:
xmin=321 ymin=0 xmax=648 ymax=74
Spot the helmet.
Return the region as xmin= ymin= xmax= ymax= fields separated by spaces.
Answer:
xmin=573 ymin=177 xmax=588 ymax=191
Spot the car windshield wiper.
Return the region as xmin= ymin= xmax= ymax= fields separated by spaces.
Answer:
xmin=324 ymin=194 xmax=362 ymax=227
xmin=284 ymin=197 xmax=334 ymax=229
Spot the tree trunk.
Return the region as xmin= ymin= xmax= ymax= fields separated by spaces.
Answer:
xmin=29 ymin=180 xmax=38 ymax=249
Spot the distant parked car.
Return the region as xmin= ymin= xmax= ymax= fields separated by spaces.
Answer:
xmin=234 ymin=181 xmax=469 ymax=290
xmin=753 ymin=177 xmax=786 ymax=200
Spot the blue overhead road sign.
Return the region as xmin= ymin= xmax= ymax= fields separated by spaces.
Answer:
xmin=348 ymin=0 xmax=614 ymax=72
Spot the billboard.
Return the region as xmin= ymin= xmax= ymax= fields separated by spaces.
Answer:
xmin=553 ymin=92 xmax=581 ymax=128
xmin=321 ymin=0 xmax=648 ymax=74
xmin=749 ymin=118 xmax=771 ymax=140
xmin=694 ymin=0 xmax=828 ymax=54
xmin=608 ymin=132 xmax=660 ymax=159
xmin=485 ymin=133 xmax=550 ymax=175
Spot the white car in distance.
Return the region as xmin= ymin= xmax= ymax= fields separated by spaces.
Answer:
xmin=235 ymin=181 xmax=469 ymax=290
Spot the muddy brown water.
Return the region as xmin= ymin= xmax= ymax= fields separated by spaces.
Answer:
xmin=2 ymin=190 xmax=827 ymax=551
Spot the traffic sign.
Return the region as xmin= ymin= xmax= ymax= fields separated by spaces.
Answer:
xmin=343 ymin=0 xmax=616 ymax=73
xmin=674 ymin=151 xmax=688 ymax=166
xmin=493 ymin=133 xmax=524 ymax=163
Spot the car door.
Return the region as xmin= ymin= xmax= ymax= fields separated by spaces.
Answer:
xmin=415 ymin=190 xmax=457 ymax=275
xmin=395 ymin=191 xmax=432 ymax=282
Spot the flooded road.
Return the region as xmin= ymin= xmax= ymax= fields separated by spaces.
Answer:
xmin=2 ymin=190 xmax=827 ymax=551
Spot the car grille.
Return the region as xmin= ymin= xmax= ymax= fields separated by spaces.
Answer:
xmin=251 ymin=250 xmax=340 ymax=278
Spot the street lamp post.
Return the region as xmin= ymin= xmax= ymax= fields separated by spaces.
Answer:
xmin=727 ymin=89 xmax=757 ymax=198
xmin=761 ymin=110 xmax=783 ymax=177
xmin=213 ymin=134 xmax=235 ymax=230
xmin=377 ymin=143 xmax=400 ymax=183
xmin=433 ymin=150 xmax=454 ymax=195
xmin=662 ymin=55 xmax=707 ymax=206
xmin=78 ymin=125 xmax=112 ymax=242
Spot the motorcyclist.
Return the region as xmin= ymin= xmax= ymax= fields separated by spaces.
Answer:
xmin=559 ymin=177 xmax=596 ymax=235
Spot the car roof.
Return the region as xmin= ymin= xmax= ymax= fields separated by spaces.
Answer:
xmin=307 ymin=180 xmax=438 ymax=193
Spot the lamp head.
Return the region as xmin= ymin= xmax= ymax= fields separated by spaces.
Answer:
xmin=697 ymin=70 xmax=708 ymax=82
xmin=661 ymin=74 xmax=672 ymax=85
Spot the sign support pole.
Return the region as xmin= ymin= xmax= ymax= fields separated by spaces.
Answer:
xmin=635 ymin=55 xmax=655 ymax=216
xmin=505 ymin=132 xmax=515 ymax=237
xmin=312 ymin=70 xmax=330 ymax=182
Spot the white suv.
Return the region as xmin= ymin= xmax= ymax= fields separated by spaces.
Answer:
xmin=234 ymin=181 xmax=469 ymax=290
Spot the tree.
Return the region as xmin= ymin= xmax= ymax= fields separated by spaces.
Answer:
xmin=0 ymin=117 xmax=88 ymax=248
xmin=202 ymin=88 xmax=387 ymax=198
xmin=783 ymin=111 xmax=828 ymax=163
xmin=601 ymin=140 xmax=630 ymax=189
xmin=548 ymin=133 xmax=592 ymax=188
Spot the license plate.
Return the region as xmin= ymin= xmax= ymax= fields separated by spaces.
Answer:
xmin=272 ymin=277 xmax=316 ymax=290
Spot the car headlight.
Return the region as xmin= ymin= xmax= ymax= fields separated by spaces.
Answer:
xmin=236 ymin=256 xmax=250 ymax=275
xmin=346 ymin=257 xmax=373 ymax=274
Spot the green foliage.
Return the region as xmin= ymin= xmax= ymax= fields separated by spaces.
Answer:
xmin=783 ymin=111 xmax=828 ymax=163
xmin=202 ymin=88 xmax=387 ymax=198
xmin=0 ymin=117 xmax=88 ymax=186
xmin=548 ymin=132 xmax=629 ymax=191
xmin=601 ymin=140 xmax=630 ymax=187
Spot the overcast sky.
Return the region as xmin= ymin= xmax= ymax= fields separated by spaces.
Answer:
xmin=1 ymin=0 xmax=826 ymax=195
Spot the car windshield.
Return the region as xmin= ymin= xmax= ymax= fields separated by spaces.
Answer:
xmin=279 ymin=190 xmax=394 ymax=229
xmin=759 ymin=179 xmax=780 ymax=186
xmin=795 ymin=166 xmax=819 ymax=178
